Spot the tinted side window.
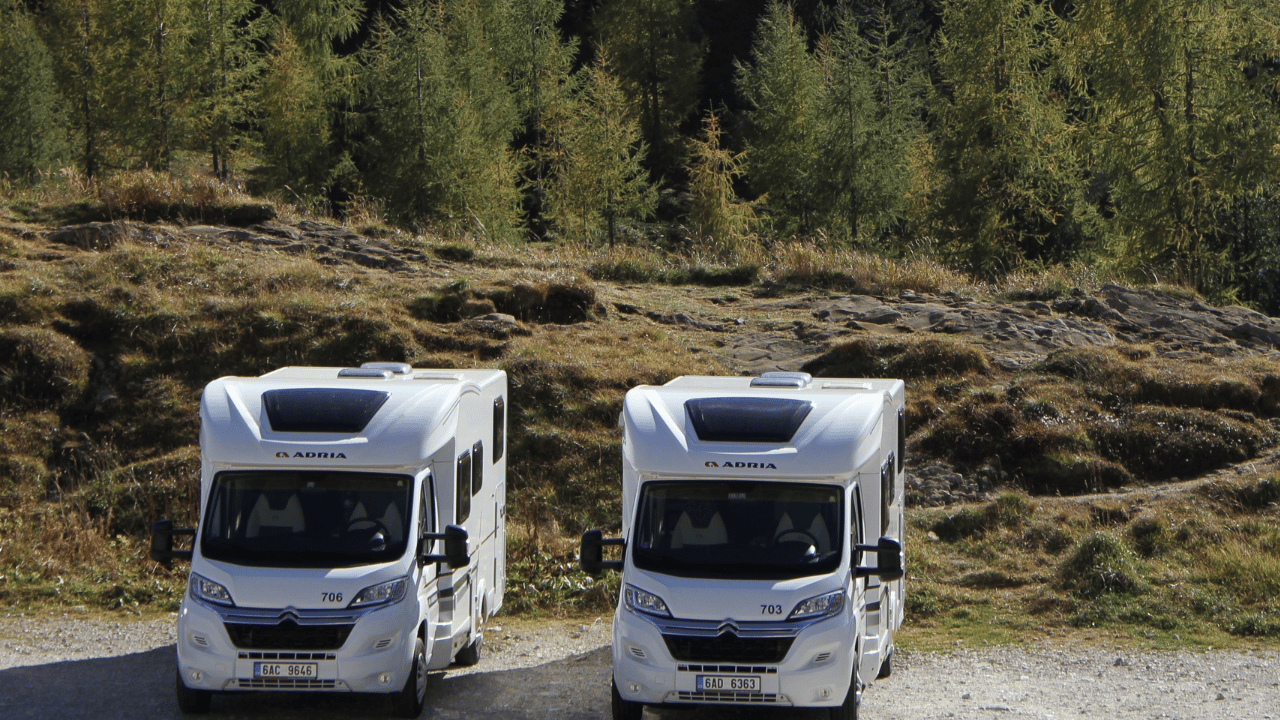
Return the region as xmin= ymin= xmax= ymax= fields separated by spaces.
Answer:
xmin=419 ymin=474 xmax=434 ymax=538
xmin=493 ymin=397 xmax=505 ymax=462
xmin=897 ymin=407 xmax=905 ymax=475
xmin=880 ymin=462 xmax=891 ymax=535
xmin=472 ymin=441 xmax=484 ymax=495
xmin=456 ymin=452 xmax=472 ymax=523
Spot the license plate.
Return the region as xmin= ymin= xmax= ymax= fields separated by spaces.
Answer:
xmin=254 ymin=662 xmax=318 ymax=679
xmin=696 ymin=674 xmax=761 ymax=693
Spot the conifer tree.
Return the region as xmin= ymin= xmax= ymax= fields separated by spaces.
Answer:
xmin=0 ymin=3 xmax=68 ymax=178
xmin=930 ymin=0 xmax=1088 ymax=276
xmin=735 ymin=2 xmax=823 ymax=235
xmin=363 ymin=0 xmax=523 ymax=237
xmin=259 ymin=0 xmax=363 ymax=193
xmin=180 ymin=0 xmax=265 ymax=179
xmin=545 ymin=52 xmax=657 ymax=246
xmin=593 ymin=0 xmax=705 ymax=176
xmin=687 ymin=110 xmax=759 ymax=258
xmin=42 ymin=0 xmax=115 ymax=176
xmin=1063 ymin=0 xmax=1280 ymax=292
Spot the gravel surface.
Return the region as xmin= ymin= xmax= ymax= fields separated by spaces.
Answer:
xmin=0 ymin=615 xmax=1276 ymax=719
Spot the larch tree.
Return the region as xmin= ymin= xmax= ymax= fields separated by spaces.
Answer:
xmin=1063 ymin=0 xmax=1280 ymax=293
xmin=930 ymin=0 xmax=1088 ymax=276
xmin=0 ymin=2 xmax=68 ymax=178
xmin=687 ymin=110 xmax=759 ymax=258
xmin=545 ymin=52 xmax=657 ymax=247
xmin=180 ymin=0 xmax=266 ymax=179
xmin=593 ymin=0 xmax=705 ymax=177
xmin=735 ymin=2 xmax=823 ymax=236
xmin=259 ymin=0 xmax=363 ymax=193
xmin=363 ymin=0 xmax=523 ymax=237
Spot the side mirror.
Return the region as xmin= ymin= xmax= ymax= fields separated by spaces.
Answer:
xmin=149 ymin=519 xmax=195 ymax=567
xmin=855 ymin=536 xmax=904 ymax=581
xmin=421 ymin=525 xmax=470 ymax=569
xmin=579 ymin=529 xmax=624 ymax=577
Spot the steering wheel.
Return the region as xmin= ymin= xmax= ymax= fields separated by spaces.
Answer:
xmin=345 ymin=517 xmax=391 ymax=546
xmin=773 ymin=528 xmax=821 ymax=549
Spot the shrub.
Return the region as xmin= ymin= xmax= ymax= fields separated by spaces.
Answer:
xmin=1058 ymin=532 xmax=1142 ymax=599
xmin=0 ymin=326 xmax=91 ymax=408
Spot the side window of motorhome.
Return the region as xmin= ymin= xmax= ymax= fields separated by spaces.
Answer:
xmin=418 ymin=474 xmax=435 ymax=538
xmin=852 ymin=486 xmax=865 ymax=567
xmin=897 ymin=407 xmax=905 ymax=475
xmin=493 ymin=397 xmax=505 ymax=462
xmin=472 ymin=441 xmax=484 ymax=495
xmin=880 ymin=461 xmax=892 ymax=535
xmin=456 ymin=451 xmax=472 ymax=523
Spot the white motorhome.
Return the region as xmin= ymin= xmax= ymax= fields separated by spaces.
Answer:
xmin=580 ymin=372 xmax=906 ymax=720
xmin=150 ymin=363 xmax=507 ymax=717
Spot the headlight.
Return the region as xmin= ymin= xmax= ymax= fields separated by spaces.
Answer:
xmin=623 ymin=584 xmax=671 ymax=618
xmin=189 ymin=573 xmax=235 ymax=607
xmin=349 ymin=577 xmax=408 ymax=609
xmin=788 ymin=590 xmax=844 ymax=621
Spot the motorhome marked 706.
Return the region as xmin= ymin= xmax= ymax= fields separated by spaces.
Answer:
xmin=150 ymin=363 xmax=507 ymax=717
xmin=581 ymin=372 xmax=906 ymax=720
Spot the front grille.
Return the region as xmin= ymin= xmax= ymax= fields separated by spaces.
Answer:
xmin=676 ymin=691 xmax=780 ymax=704
xmin=225 ymin=622 xmax=354 ymax=650
xmin=663 ymin=633 xmax=794 ymax=663
xmin=236 ymin=678 xmax=339 ymax=690
xmin=238 ymin=652 xmax=336 ymax=661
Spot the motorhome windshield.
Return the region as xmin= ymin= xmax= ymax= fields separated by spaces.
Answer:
xmin=632 ymin=481 xmax=842 ymax=579
xmin=200 ymin=471 xmax=413 ymax=568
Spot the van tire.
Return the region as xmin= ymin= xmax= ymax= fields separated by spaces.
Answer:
xmin=392 ymin=637 xmax=427 ymax=718
xmin=454 ymin=633 xmax=482 ymax=667
xmin=611 ymin=678 xmax=644 ymax=720
xmin=877 ymin=647 xmax=894 ymax=679
xmin=175 ymin=670 xmax=211 ymax=714
xmin=828 ymin=674 xmax=860 ymax=720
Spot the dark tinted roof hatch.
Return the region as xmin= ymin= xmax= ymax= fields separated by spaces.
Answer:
xmin=685 ymin=397 xmax=814 ymax=443
xmin=263 ymin=388 xmax=390 ymax=433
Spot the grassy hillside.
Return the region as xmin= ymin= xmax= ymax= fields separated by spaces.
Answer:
xmin=1 ymin=181 xmax=1278 ymax=650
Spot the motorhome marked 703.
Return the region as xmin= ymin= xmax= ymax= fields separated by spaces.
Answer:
xmin=150 ymin=363 xmax=507 ymax=717
xmin=581 ymin=372 xmax=906 ymax=720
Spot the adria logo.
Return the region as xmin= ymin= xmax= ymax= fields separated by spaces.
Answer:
xmin=275 ymin=451 xmax=348 ymax=459
xmin=705 ymin=461 xmax=778 ymax=469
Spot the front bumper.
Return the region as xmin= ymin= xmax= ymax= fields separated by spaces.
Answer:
xmin=175 ymin=596 xmax=419 ymax=694
xmin=610 ymin=606 xmax=857 ymax=709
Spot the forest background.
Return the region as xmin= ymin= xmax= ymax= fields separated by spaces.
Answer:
xmin=3 ymin=0 xmax=1280 ymax=311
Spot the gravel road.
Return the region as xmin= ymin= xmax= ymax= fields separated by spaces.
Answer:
xmin=0 ymin=615 xmax=1276 ymax=719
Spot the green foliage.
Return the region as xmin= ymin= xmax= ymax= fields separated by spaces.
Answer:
xmin=178 ymin=0 xmax=267 ymax=179
xmin=363 ymin=0 xmax=523 ymax=237
xmin=543 ymin=52 xmax=657 ymax=246
xmin=811 ymin=2 xmax=925 ymax=245
xmin=736 ymin=2 xmax=823 ymax=235
xmin=686 ymin=110 xmax=759 ymax=257
xmin=930 ymin=0 xmax=1094 ymax=276
xmin=0 ymin=5 xmax=68 ymax=177
xmin=593 ymin=0 xmax=704 ymax=175
xmin=1064 ymin=0 xmax=1280 ymax=294
xmin=258 ymin=0 xmax=363 ymax=193
xmin=1059 ymin=532 xmax=1143 ymax=599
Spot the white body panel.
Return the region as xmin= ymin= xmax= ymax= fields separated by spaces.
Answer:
xmin=177 ymin=367 xmax=506 ymax=696
xmin=611 ymin=374 xmax=905 ymax=710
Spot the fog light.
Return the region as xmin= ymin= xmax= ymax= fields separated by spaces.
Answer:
xmin=188 ymin=669 xmax=203 ymax=683
xmin=629 ymin=683 xmax=640 ymax=694
xmin=379 ymin=672 xmax=394 ymax=686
